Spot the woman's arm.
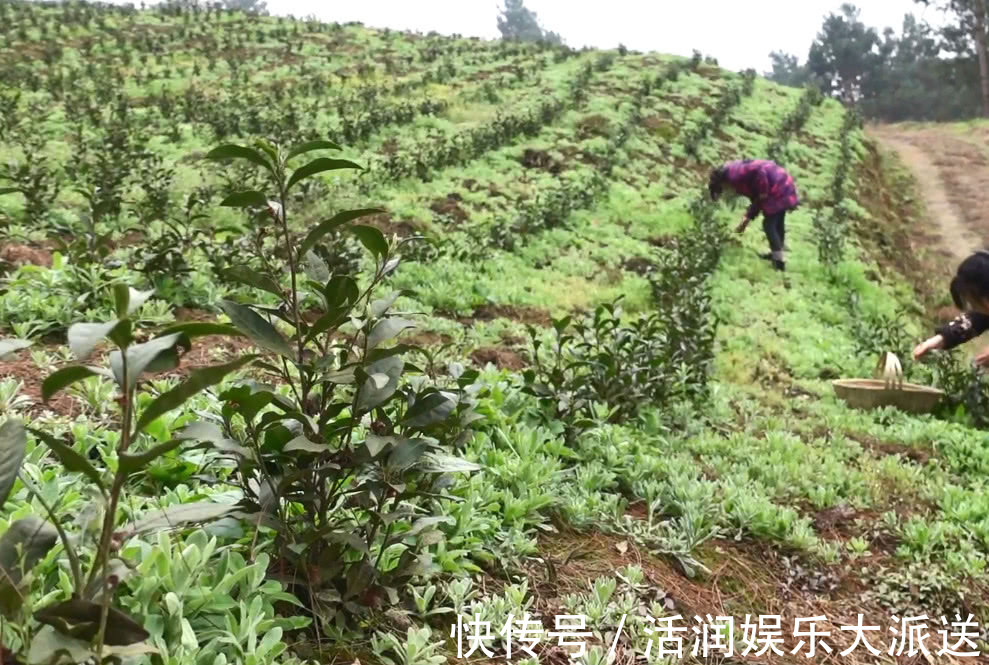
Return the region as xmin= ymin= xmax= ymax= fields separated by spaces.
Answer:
xmin=744 ymin=200 xmax=761 ymax=222
xmin=935 ymin=311 xmax=989 ymax=350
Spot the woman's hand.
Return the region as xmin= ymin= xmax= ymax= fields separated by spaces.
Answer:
xmin=912 ymin=335 xmax=944 ymax=360
xmin=735 ymin=215 xmax=750 ymax=234
xmin=974 ymin=346 xmax=989 ymax=367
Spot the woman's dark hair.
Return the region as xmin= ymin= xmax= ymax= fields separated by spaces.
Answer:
xmin=950 ymin=250 xmax=989 ymax=309
xmin=708 ymin=166 xmax=727 ymax=200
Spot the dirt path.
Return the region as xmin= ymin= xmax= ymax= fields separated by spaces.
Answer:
xmin=869 ymin=124 xmax=989 ymax=264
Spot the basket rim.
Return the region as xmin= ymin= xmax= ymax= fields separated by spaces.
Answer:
xmin=832 ymin=378 xmax=944 ymax=396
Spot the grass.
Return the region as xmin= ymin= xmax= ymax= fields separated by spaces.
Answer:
xmin=1 ymin=3 xmax=988 ymax=664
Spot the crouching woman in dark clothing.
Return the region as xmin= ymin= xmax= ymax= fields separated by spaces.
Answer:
xmin=914 ymin=251 xmax=989 ymax=365
xmin=708 ymin=159 xmax=800 ymax=272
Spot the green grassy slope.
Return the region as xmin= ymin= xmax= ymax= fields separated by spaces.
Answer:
xmin=1 ymin=3 xmax=988 ymax=664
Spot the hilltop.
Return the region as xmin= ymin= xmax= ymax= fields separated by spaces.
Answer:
xmin=1 ymin=2 xmax=988 ymax=664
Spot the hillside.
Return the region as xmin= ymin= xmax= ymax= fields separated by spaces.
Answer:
xmin=1 ymin=2 xmax=989 ymax=664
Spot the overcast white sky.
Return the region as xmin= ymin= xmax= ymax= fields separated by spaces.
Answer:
xmin=262 ymin=1 xmax=948 ymax=72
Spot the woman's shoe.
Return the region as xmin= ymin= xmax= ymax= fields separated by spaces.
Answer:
xmin=773 ymin=260 xmax=785 ymax=272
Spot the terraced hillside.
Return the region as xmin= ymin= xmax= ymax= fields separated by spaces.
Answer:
xmin=1 ymin=2 xmax=989 ymax=664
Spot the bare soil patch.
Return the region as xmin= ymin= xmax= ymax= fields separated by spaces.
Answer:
xmin=576 ymin=114 xmax=609 ymax=140
xmin=171 ymin=335 xmax=258 ymax=375
xmin=520 ymin=148 xmax=563 ymax=175
xmin=2 ymin=346 xmax=77 ymax=417
xmin=469 ymin=346 xmax=526 ymax=370
xmin=847 ymin=431 xmax=934 ymax=465
xmin=521 ymin=529 xmax=902 ymax=665
xmin=470 ymin=304 xmax=552 ymax=327
xmin=429 ymin=194 xmax=469 ymax=223
xmin=621 ymin=256 xmax=656 ymax=276
xmin=362 ymin=212 xmax=417 ymax=239
xmin=0 ymin=243 xmax=52 ymax=271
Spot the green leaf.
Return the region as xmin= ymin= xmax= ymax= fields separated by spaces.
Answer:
xmin=175 ymin=421 xmax=226 ymax=442
xmin=112 ymin=284 xmax=130 ymax=319
xmin=219 ymin=300 xmax=294 ymax=358
xmin=27 ymin=428 xmax=105 ymax=492
xmin=102 ymin=642 xmax=160 ymax=659
xmin=322 ymin=367 xmax=356 ymax=384
xmin=119 ymin=438 xmax=188 ymax=475
xmin=367 ymin=345 xmax=414 ymax=363
xmin=286 ymin=157 xmax=363 ymax=192
xmin=298 ymin=208 xmax=384 ymax=258
xmin=287 ymin=139 xmax=342 ymax=161
xmin=323 ymin=275 xmax=360 ymax=309
xmin=327 ymin=531 xmax=369 ymax=556
xmin=284 ymin=435 xmax=325 ymax=453
xmin=382 ymin=257 xmax=401 ymax=277
xmin=109 ymin=333 xmax=190 ymax=391
xmin=303 ymin=308 xmax=349 ymax=346
xmin=26 ymin=625 xmax=94 ymax=665
xmin=129 ymin=502 xmax=236 ymax=535
xmin=369 ymin=291 xmax=405 ymax=318
xmin=0 ymin=517 xmax=58 ymax=617
xmin=0 ymin=419 xmax=26 ymax=510
xmin=0 ymin=515 xmax=57 ymax=591
xmin=107 ymin=318 xmax=133 ymax=350
xmin=303 ymin=250 xmax=330 ymax=283
xmin=403 ymin=390 xmax=458 ymax=428
xmin=133 ymin=355 xmax=259 ymax=435
xmin=175 ymin=421 xmax=248 ymax=457
xmin=67 ymin=320 xmax=126 ymax=360
xmin=219 ymin=190 xmax=269 ymax=208
xmin=155 ymin=322 xmax=245 ymax=340
xmin=35 ymin=598 xmax=149 ymax=646
xmin=356 ymin=356 xmax=403 ymax=412
xmin=364 ymin=434 xmax=392 ymax=457
xmin=393 ymin=552 xmax=438 ymax=580
xmin=350 ymin=225 xmax=388 ymax=260
xmin=40 ymin=366 xmax=103 ymax=402
xmin=126 ymin=288 xmax=155 ymax=316
xmin=220 ymin=266 xmax=283 ymax=297
xmin=0 ymin=338 xmax=33 ymax=359
xmin=406 ymin=515 xmax=455 ymax=537
xmin=387 ymin=438 xmax=429 ymax=472
xmin=253 ymin=139 xmax=279 ymax=166
xmin=366 ymin=317 xmax=415 ymax=350
xmin=344 ymin=560 xmax=375 ymax=600
xmin=220 ymin=381 xmax=284 ymax=423
xmin=111 ymin=286 xmax=154 ymax=319
xmin=418 ymin=452 xmax=481 ymax=474
xmin=205 ymin=144 xmax=273 ymax=173
xmin=0 ymin=187 xmax=24 ymax=197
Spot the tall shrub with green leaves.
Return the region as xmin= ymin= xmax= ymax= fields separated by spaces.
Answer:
xmin=193 ymin=138 xmax=486 ymax=628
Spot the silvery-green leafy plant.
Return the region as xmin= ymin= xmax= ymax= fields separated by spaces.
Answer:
xmin=0 ymin=285 xmax=258 ymax=664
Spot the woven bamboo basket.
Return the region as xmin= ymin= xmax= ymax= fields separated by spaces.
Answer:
xmin=832 ymin=352 xmax=944 ymax=414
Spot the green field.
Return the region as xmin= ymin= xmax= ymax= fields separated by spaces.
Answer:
xmin=2 ymin=2 xmax=989 ymax=664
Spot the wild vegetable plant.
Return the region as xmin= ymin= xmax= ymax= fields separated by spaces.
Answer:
xmin=192 ymin=137 xmax=486 ymax=629
xmin=0 ymin=285 xmax=256 ymax=663
xmin=522 ymin=299 xmax=683 ymax=445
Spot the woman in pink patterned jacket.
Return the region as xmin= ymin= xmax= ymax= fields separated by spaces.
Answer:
xmin=708 ymin=159 xmax=800 ymax=272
